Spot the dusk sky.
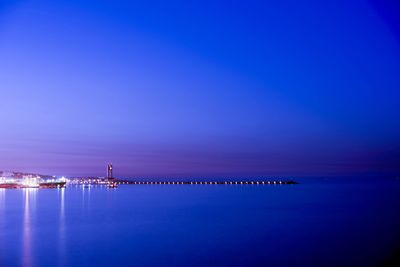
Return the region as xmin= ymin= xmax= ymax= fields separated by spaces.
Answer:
xmin=0 ymin=0 xmax=399 ymax=178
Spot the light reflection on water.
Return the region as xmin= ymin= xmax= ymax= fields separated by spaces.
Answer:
xmin=58 ymin=188 xmax=66 ymax=267
xmin=20 ymin=188 xmax=68 ymax=267
xmin=0 ymin=189 xmax=4 ymax=256
xmin=22 ymin=189 xmax=36 ymax=267
xmin=0 ymin=189 xmax=4 ymax=209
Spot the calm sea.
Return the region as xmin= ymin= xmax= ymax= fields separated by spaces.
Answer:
xmin=0 ymin=178 xmax=399 ymax=267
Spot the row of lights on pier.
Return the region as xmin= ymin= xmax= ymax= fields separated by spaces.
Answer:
xmin=121 ymin=181 xmax=286 ymax=185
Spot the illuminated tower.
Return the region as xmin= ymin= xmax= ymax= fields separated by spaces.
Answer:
xmin=107 ymin=163 xmax=113 ymax=179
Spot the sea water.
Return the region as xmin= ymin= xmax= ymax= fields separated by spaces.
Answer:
xmin=0 ymin=178 xmax=399 ymax=267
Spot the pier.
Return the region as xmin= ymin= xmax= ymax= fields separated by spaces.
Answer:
xmin=64 ymin=164 xmax=299 ymax=187
xmin=114 ymin=180 xmax=298 ymax=185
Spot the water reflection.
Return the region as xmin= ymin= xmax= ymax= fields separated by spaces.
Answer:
xmin=82 ymin=185 xmax=91 ymax=210
xmin=0 ymin=189 xmax=5 ymax=209
xmin=0 ymin=189 xmax=5 ymax=257
xmin=58 ymin=188 xmax=66 ymax=267
xmin=22 ymin=189 xmax=37 ymax=267
xmin=0 ymin=189 xmax=5 ymax=218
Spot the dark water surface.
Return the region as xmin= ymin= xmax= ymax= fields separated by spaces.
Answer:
xmin=0 ymin=178 xmax=399 ymax=267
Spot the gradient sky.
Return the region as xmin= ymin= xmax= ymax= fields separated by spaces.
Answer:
xmin=0 ymin=0 xmax=399 ymax=178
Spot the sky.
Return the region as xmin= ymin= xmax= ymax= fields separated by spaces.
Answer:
xmin=0 ymin=0 xmax=399 ymax=178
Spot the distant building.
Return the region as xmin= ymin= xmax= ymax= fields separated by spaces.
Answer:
xmin=107 ymin=163 xmax=113 ymax=179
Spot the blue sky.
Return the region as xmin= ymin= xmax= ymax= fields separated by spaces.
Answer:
xmin=0 ymin=0 xmax=399 ymax=177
